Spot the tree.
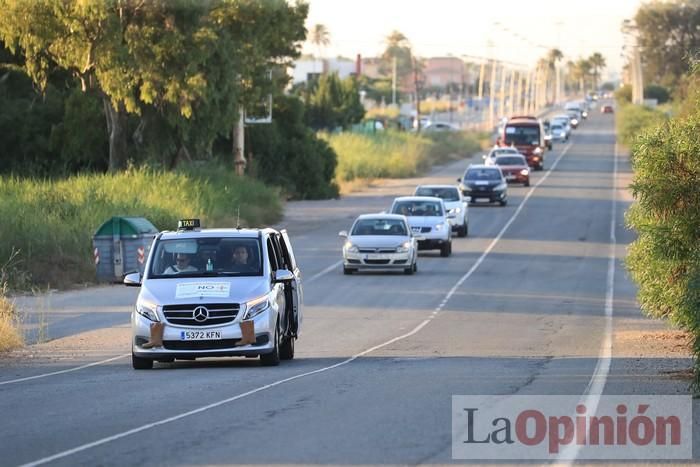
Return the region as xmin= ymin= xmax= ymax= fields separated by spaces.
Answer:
xmin=632 ymin=0 xmax=700 ymax=91
xmin=0 ymin=0 xmax=308 ymax=171
xmin=305 ymin=72 xmax=364 ymax=130
xmin=309 ymin=23 xmax=330 ymax=63
xmin=380 ymin=30 xmax=413 ymax=80
xmin=588 ymin=52 xmax=606 ymax=90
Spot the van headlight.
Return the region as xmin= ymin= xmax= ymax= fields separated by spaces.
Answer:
xmin=449 ymin=207 xmax=461 ymax=215
xmin=136 ymin=299 xmax=159 ymax=322
xmin=396 ymin=241 xmax=411 ymax=253
xmin=533 ymin=147 xmax=542 ymax=155
xmin=344 ymin=241 xmax=358 ymax=253
xmin=245 ymin=295 xmax=270 ymax=320
xmin=434 ymin=223 xmax=444 ymax=231
xmin=520 ymin=169 xmax=529 ymax=176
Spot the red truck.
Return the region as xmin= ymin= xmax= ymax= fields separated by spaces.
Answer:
xmin=499 ymin=116 xmax=545 ymax=171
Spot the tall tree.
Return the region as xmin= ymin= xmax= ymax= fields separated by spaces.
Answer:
xmin=380 ymin=30 xmax=413 ymax=80
xmin=632 ymin=0 xmax=700 ymax=90
xmin=0 ymin=0 xmax=308 ymax=171
xmin=588 ymin=52 xmax=606 ymax=90
xmin=309 ymin=23 xmax=330 ymax=61
xmin=546 ymin=48 xmax=564 ymax=102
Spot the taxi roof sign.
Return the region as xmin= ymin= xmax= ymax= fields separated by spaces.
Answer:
xmin=177 ymin=219 xmax=201 ymax=231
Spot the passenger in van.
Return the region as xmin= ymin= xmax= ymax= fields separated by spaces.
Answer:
xmin=163 ymin=253 xmax=198 ymax=274
xmin=230 ymin=245 xmax=256 ymax=272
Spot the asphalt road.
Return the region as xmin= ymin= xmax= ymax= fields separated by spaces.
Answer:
xmin=1 ymin=110 xmax=696 ymax=466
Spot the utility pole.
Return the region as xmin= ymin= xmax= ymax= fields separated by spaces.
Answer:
xmin=498 ymin=63 xmax=507 ymax=121
xmin=392 ymin=56 xmax=397 ymax=105
xmin=508 ymin=69 xmax=516 ymax=117
xmin=233 ymin=110 xmax=246 ymax=176
xmin=487 ymin=59 xmax=497 ymax=131
xmin=413 ymin=55 xmax=422 ymax=131
xmin=524 ymin=69 xmax=532 ymax=115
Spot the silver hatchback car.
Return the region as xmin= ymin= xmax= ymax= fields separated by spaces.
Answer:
xmin=124 ymin=219 xmax=302 ymax=369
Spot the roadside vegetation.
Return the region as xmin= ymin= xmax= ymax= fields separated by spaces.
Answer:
xmin=625 ymin=58 xmax=700 ymax=390
xmin=325 ymin=130 xmax=486 ymax=192
xmin=0 ymin=256 xmax=24 ymax=352
xmin=0 ymin=167 xmax=281 ymax=290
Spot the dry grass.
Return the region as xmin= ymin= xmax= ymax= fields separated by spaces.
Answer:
xmin=0 ymin=294 xmax=23 ymax=353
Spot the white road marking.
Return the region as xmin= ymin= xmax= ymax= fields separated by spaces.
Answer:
xmin=434 ymin=142 xmax=573 ymax=313
xmin=19 ymin=319 xmax=431 ymax=467
xmin=555 ymin=141 xmax=617 ymax=463
xmin=0 ymin=353 xmax=130 ymax=387
xmin=305 ymin=260 xmax=343 ymax=283
xmin=19 ymin=142 xmax=578 ymax=466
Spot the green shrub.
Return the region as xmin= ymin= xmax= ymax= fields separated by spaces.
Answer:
xmin=644 ymin=84 xmax=671 ymax=104
xmin=248 ymin=95 xmax=339 ymax=199
xmin=326 ymin=130 xmax=483 ymax=183
xmin=626 ymin=113 xmax=700 ymax=391
xmin=616 ymin=103 xmax=668 ymax=146
xmin=615 ymin=84 xmax=632 ymax=104
xmin=0 ymin=166 xmax=281 ymax=289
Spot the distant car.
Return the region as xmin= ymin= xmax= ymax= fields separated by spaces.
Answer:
xmin=567 ymin=110 xmax=581 ymax=129
xmin=551 ymin=115 xmax=572 ymax=139
xmin=414 ymin=184 xmax=469 ymax=237
xmin=493 ymin=154 xmax=530 ymax=186
xmin=390 ymin=196 xmax=452 ymax=257
xmin=483 ymin=146 xmax=521 ymax=166
xmin=339 ymin=214 xmax=418 ymax=275
xmin=458 ymin=165 xmax=508 ymax=207
xmin=550 ymin=123 xmax=568 ymax=142
xmin=601 ymin=105 xmax=614 ymax=114
xmin=422 ymin=121 xmax=459 ymax=132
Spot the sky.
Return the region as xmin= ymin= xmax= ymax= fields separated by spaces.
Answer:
xmin=301 ymin=0 xmax=644 ymax=80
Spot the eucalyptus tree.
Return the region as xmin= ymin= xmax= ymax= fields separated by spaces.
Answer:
xmin=0 ymin=0 xmax=307 ymax=171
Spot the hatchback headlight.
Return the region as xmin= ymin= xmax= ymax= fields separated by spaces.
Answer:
xmin=450 ymin=207 xmax=462 ymax=214
xmin=396 ymin=241 xmax=411 ymax=253
xmin=136 ymin=299 xmax=159 ymax=322
xmin=520 ymin=169 xmax=529 ymax=176
xmin=434 ymin=223 xmax=444 ymax=231
xmin=533 ymin=147 xmax=542 ymax=155
xmin=344 ymin=241 xmax=358 ymax=253
xmin=245 ymin=295 xmax=270 ymax=320
xmin=495 ymin=182 xmax=507 ymax=191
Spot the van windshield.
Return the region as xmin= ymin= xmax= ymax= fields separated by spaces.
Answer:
xmin=149 ymin=237 xmax=263 ymax=278
xmin=504 ymin=125 xmax=540 ymax=145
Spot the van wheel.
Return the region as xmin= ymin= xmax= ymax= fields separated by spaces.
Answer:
xmin=458 ymin=222 xmax=468 ymax=237
xmin=440 ymin=242 xmax=451 ymax=257
xmin=499 ymin=199 xmax=508 ymax=206
xmin=280 ymin=335 xmax=295 ymax=360
xmin=132 ymin=353 xmax=153 ymax=370
xmin=260 ymin=324 xmax=280 ymax=366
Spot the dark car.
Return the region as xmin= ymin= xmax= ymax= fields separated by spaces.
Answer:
xmin=457 ymin=165 xmax=508 ymax=207
xmin=601 ymin=105 xmax=614 ymax=114
xmin=493 ymin=154 xmax=530 ymax=186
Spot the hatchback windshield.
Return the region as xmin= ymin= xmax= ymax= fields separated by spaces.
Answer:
xmin=149 ymin=237 xmax=263 ymax=278
xmin=392 ymin=200 xmax=444 ymax=217
xmin=351 ymin=219 xmax=407 ymax=236
xmin=465 ymin=168 xmax=501 ymax=181
xmin=415 ymin=187 xmax=460 ymax=202
xmin=495 ymin=156 xmax=526 ymax=166
xmin=504 ymin=125 xmax=540 ymax=145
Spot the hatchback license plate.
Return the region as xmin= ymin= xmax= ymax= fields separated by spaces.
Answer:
xmin=180 ymin=330 xmax=222 ymax=340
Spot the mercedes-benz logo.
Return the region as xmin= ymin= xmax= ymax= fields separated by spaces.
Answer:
xmin=193 ymin=306 xmax=209 ymax=322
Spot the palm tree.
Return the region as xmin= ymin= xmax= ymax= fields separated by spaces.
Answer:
xmin=588 ymin=52 xmax=606 ymax=91
xmin=309 ymin=23 xmax=330 ymax=73
xmin=546 ymin=48 xmax=564 ymax=102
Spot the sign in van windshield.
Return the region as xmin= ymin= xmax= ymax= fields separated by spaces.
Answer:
xmin=176 ymin=282 xmax=231 ymax=298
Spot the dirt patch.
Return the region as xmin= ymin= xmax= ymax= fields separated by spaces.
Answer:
xmin=615 ymin=328 xmax=692 ymax=358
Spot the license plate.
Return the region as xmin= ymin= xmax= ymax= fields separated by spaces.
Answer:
xmin=365 ymin=253 xmax=389 ymax=260
xmin=180 ymin=330 xmax=223 ymax=340
xmin=411 ymin=227 xmax=421 ymax=232
xmin=506 ymin=174 xmax=516 ymax=180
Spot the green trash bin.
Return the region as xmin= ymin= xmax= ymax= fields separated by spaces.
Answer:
xmin=93 ymin=217 xmax=159 ymax=282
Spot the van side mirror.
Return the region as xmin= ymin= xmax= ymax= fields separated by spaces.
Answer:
xmin=273 ymin=269 xmax=294 ymax=283
xmin=123 ymin=272 xmax=141 ymax=287
xmin=457 ymin=178 xmax=461 ymax=182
